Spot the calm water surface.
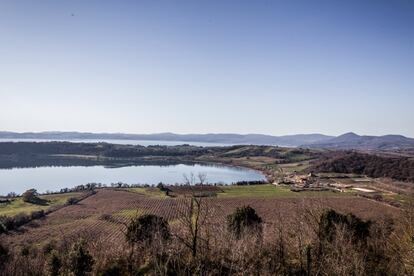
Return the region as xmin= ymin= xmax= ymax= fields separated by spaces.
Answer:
xmin=0 ymin=138 xmax=229 ymax=147
xmin=0 ymin=164 xmax=265 ymax=195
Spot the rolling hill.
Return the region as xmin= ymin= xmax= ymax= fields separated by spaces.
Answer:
xmin=0 ymin=131 xmax=333 ymax=147
xmin=305 ymin=132 xmax=414 ymax=150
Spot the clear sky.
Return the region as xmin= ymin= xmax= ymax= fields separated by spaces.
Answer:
xmin=0 ymin=0 xmax=413 ymax=137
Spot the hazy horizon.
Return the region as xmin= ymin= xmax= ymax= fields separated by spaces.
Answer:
xmin=2 ymin=129 xmax=414 ymax=139
xmin=1 ymin=0 xmax=413 ymax=136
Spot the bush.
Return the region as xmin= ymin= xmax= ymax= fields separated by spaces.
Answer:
xmin=0 ymin=210 xmax=46 ymax=234
xmin=30 ymin=210 xmax=45 ymax=220
xmin=0 ymin=216 xmax=13 ymax=233
xmin=97 ymin=259 xmax=128 ymax=276
xmin=20 ymin=245 xmax=31 ymax=256
xmin=0 ymin=242 xmax=9 ymax=270
xmin=68 ymin=239 xmax=94 ymax=276
xmin=227 ymin=205 xmax=263 ymax=239
xmin=42 ymin=241 xmax=56 ymax=255
xmin=67 ymin=197 xmax=79 ymax=205
xmin=12 ymin=213 xmax=31 ymax=228
xmin=126 ymin=214 xmax=170 ymax=245
xmin=47 ymin=250 xmax=62 ymax=276
xmin=157 ymin=182 xmax=166 ymax=191
xmin=318 ymin=209 xmax=371 ymax=244
xmin=0 ymin=219 xmax=7 ymax=234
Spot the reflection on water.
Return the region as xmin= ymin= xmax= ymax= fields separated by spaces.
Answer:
xmin=0 ymin=164 xmax=265 ymax=195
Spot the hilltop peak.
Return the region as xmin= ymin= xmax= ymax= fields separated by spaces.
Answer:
xmin=338 ymin=132 xmax=359 ymax=138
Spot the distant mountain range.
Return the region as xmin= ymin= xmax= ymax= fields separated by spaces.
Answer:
xmin=1 ymin=131 xmax=413 ymax=150
xmin=304 ymin=132 xmax=414 ymax=150
xmin=0 ymin=131 xmax=332 ymax=147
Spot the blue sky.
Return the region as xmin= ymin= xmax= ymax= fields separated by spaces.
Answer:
xmin=0 ymin=0 xmax=413 ymax=136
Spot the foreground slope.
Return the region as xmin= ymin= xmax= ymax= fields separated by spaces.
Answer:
xmin=2 ymin=187 xmax=400 ymax=249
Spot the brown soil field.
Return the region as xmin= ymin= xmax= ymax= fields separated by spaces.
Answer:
xmin=2 ymin=188 xmax=400 ymax=252
xmin=167 ymin=185 xmax=224 ymax=197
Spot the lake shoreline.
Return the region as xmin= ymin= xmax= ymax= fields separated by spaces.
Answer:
xmin=0 ymin=158 xmax=266 ymax=195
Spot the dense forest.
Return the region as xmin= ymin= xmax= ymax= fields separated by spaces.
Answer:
xmin=0 ymin=142 xmax=209 ymax=157
xmin=312 ymin=152 xmax=414 ymax=182
xmin=0 ymin=142 xmax=316 ymax=161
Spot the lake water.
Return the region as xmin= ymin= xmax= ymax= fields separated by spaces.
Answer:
xmin=0 ymin=138 xmax=229 ymax=147
xmin=0 ymin=164 xmax=265 ymax=195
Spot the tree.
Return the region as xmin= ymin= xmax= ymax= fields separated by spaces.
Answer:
xmin=22 ymin=189 xmax=41 ymax=204
xmin=175 ymin=173 xmax=212 ymax=258
xmin=227 ymin=205 xmax=263 ymax=239
xmin=157 ymin=182 xmax=165 ymax=191
xmin=125 ymin=214 xmax=170 ymax=246
xmin=183 ymin=173 xmax=207 ymax=186
xmin=68 ymin=239 xmax=94 ymax=276
xmin=6 ymin=192 xmax=17 ymax=198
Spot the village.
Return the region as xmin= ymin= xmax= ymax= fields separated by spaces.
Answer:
xmin=275 ymin=172 xmax=379 ymax=194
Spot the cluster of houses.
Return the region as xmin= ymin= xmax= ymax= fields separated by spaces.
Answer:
xmin=275 ymin=172 xmax=381 ymax=195
xmin=277 ymin=172 xmax=318 ymax=186
xmin=275 ymin=172 xmax=347 ymax=192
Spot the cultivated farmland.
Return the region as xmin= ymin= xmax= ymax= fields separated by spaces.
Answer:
xmin=2 ymin=186 xmax=400 ymax=251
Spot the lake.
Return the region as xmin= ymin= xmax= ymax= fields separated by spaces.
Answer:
xmin=0 ymin=138 xmax=229 ymax=147
xmin=0 ymin=164 xmax=265 ymax=195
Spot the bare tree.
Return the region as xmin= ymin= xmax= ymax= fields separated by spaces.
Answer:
xmin=183 ymin=172 xmax=207 ymax=186
xmin=176 ymin=173 xmax=212 ymax=258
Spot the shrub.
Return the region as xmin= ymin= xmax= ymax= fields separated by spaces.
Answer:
xmin=157 ymin=182 xmax=166 ymax=191
xmin=47 ymin=250 xmax=62 ymax=276
xmin=20 ymin=245 xmax=32 ymax=257
xmin=0 ymin=219 xmax=7 ymax=234
xmin=30 ymin=210 xmax=45 ymax=220
xmin=67 ymin=197 xmax=79 ymax=205
xmin=68 ymin=239 xmax=94 ymax=276
xmin=318 ymin=209 xmax=371 ymax=244
xmin=227 ymin=205 xmax=263 ymax=239
xmin=42 ymin=241 xmax=56 ymax=255
xmin=99 ymin=214 xmax=112 ymax=221
xmin=97 ymin=259 xmax=128 ymax=276
xmin=126 ymin=214 xmax=170 ymax=245
xmin=0 ymin=242 xmax=9 ymax=270
xmin=0 ymin=216 xmax=14 ymax=233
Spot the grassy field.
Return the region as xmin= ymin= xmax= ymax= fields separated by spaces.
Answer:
xmin=127 ymin=187 xmax=167 ymax=198
xmin=217 ymin=184 xmax=350 ymax=198
xmin=0 ymin=192 xmax=83 ymax=217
